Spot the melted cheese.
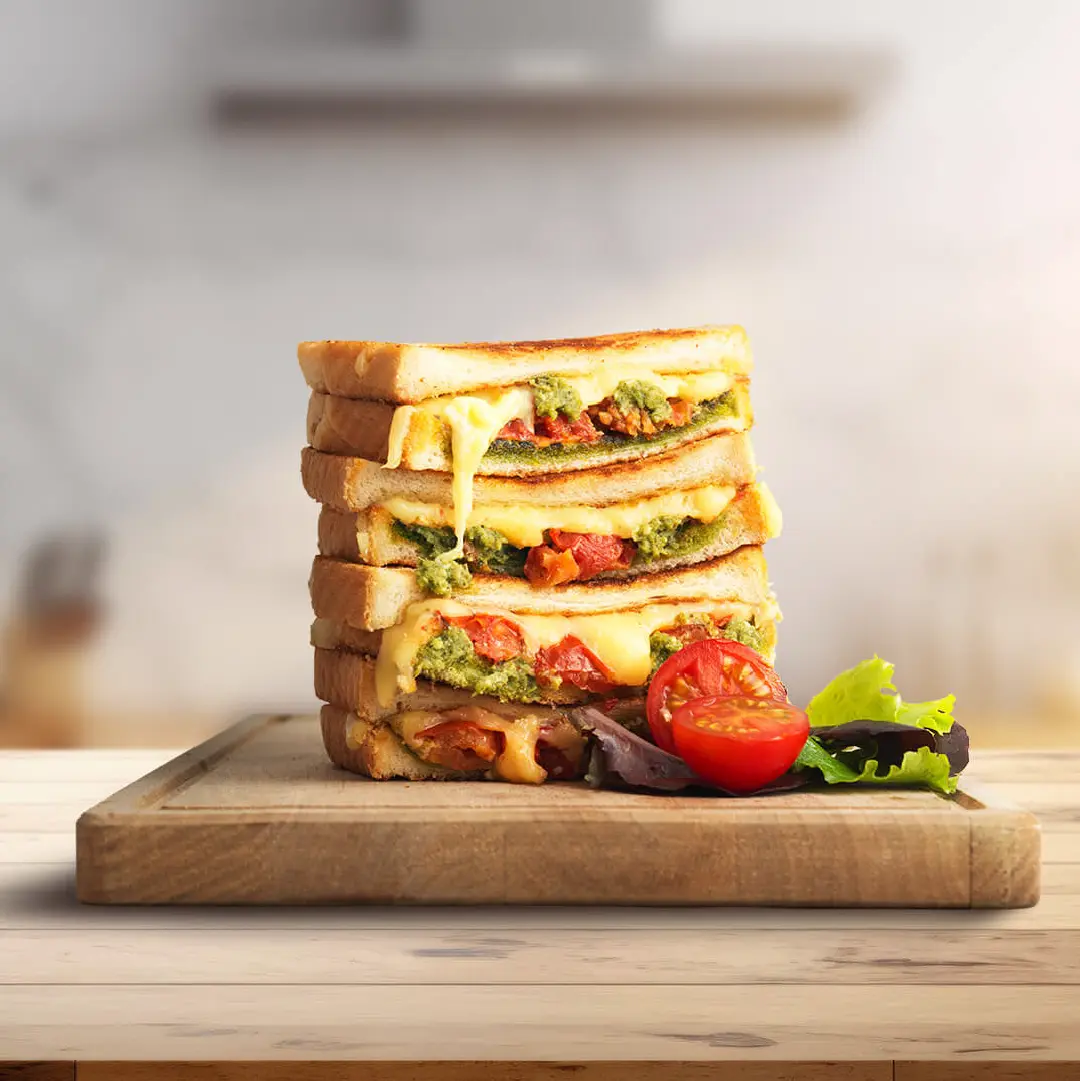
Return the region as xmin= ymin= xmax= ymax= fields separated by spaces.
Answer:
xmin=561 ymin=365 xmax=733 ymax=408
xmin=384 ymin=404 xmax=416 ymax=469
xmin=392 ymin=708 xmax=548 ymax=784
xmin=384 ymin=388 xmax=532 ymax=558
xmin=381 ymin=484 xmax=736 ymax=549
xmin=375 ymin=596 xmax=777 ymax=708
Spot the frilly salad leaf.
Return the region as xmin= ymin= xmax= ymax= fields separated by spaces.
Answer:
xmin=797 ymin=658 xmax=967 ymax=795
xmin=808 ymin=656 xmax=956 ymax=735
xmin=794 ymin=729 xmax=965 ymax=795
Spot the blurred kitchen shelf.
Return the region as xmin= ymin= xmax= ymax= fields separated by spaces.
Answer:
xmin=211 ymin=44 xmax=894 ymax=121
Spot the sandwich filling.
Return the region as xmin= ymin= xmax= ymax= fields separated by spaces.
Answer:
xmin=349 ymin=706 xmax=587 ymax=784
xmin=384 ymin=368 xmax=749 ymax=566
xmin=373 ymin=597 xmax=777 ymax=708
xmin=386 ymin=485 xmax=779 ymax=595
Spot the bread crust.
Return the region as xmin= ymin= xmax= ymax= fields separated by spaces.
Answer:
xmin=299 ymin=325 xmax=752 ymax=403
xmin=309 ymin=545 xmax=774 ymax=630
xmin=301 ymin=431 xmax=758 ymax=512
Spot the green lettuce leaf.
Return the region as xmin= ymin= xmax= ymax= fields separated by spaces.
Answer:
xmin=793 ymin=735 xmax=859 ymax=784
xmin=795 ymin=736 xmax=957 ymax=794
xmin=847 ymin=745 xmax=957 ymax=794
xmin=807 ymin=656 xmax=955 ymax=734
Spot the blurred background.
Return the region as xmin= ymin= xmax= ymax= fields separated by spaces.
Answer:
xmin=1 ymin=0 xmax=1079 ymax=750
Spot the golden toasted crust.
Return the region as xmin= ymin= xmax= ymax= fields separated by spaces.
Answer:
xmin=309 ymin=545 xmax=773 ymax=630
xmin=299 ymin=325 xmax=752 ymax=403
xmin=300 ymin=431 xmax=758 ymax=512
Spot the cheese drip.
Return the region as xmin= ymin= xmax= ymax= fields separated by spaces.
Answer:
xmin=374 ymin=596 xmax=777 ymax=708
xmin=381 ymin=484 xmax=737 ymax=549
xmin=384 ymin=387 xmax=533 ymax=558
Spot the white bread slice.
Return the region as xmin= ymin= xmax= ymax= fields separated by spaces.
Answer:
xmin=317 ymin=482 xmax=782 ymax=579
xmin=309 ymin=545 xmax=773 ymax=630
xmin=306 ymin=381 xmax=751 ymax=474
xmin=301 ymin=431 xmax=758 ymax=512
xmin=299 ymin=325 xmax=752 ymax=404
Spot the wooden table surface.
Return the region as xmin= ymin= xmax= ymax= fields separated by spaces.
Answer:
xmin=2 ymin=747 xmax=1080 ymax=1081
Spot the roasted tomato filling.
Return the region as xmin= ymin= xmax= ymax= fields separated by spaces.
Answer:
xmin=524 ymin=530 xmax=636 ymax=586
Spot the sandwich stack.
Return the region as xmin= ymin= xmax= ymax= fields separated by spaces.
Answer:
xmin=299 ymin=327 xmax=782 ymax=783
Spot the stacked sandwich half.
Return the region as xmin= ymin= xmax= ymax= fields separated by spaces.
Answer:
xmin=300 ymin=326 xmax=781 ymax=783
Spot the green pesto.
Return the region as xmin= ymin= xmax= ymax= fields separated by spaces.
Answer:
xmin=465 ymin=525 xmax=529 ymax=577
xmin=393 ymin=519 xmax=529 ymax=584
xmin=649 ymin=632 xmax=682 ymax=674
xmin=484 ymin=391 xmax=738 ymax=467
xmin=415 ymin=556 xmax=472 ymax=597
xmin=414 ymin=626 xmax=542 ymax=702
xmin=391 ymin=519 xmax=456 ymax=559
xmin=612 ymin=379 xmax=672 ymax=423
xmin=529 ymin=374 xmax=583 ymax=421
xmin=632 ymin=510 xmax=731 ymax=564
xmin=718 ymin=617 xmax=767 ymax=654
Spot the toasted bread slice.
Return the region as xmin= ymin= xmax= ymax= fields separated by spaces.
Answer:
xmin=317 ymin=483 xmax=782 ymax=583
xmin=299 ymin=325 xmax=752 ymax=404
xmin=301 ymin=431 xmax=758 ymax=512
xmin=320 ymin=703 xmax=588 ymax=781
xmin=315 ymin=648 xmax=593 ymax=714
xmin=309 ymin=544 xmax=773 ymax=630
xmin=305 ymin=381 xmax=751 ymax=474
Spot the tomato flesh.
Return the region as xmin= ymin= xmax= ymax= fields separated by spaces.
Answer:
xmin=671 ymin=696 xmax=809 ymax=794
xmin=446 ymin=614 xmax=525 ymax=664
xmin=547 ymin=530 xmax=635 ymax=580
xmin=535 ymin=635 xmax=618 ymax=694
xmin=646 ymin=638 xmax=788 ymax=752
xmin=524 ymin=544 xmax=579 ymax=587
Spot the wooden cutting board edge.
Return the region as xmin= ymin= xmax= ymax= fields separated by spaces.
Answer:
xmin=73 ymin=714 xmax=1042 ymax=909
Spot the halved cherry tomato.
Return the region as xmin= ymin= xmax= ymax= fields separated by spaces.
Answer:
xmin=414 ymin=720 xmax=502 ymax=772
xmin=547 ymin=530 xmax=635 ymax=579
xmin=496 ymin=418 xmax=533 ymax=442
xmin=535 ymin=412 xmax=600 ymax=444
xmin=646 ymin=639 xmax=788 ymax=752
xmin=535 ymin=635 xmax=618 ymax=694
xmin=670 ymin=695 xmax=809 ymax=793
xmin=524 ymin=544 xmax=579 ymax=587
xmin=446 ymin=614 xmax=525 ymax=663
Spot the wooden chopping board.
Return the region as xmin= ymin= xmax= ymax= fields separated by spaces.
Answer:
xmin=76 ymin=714 xmax=1041 ymax=907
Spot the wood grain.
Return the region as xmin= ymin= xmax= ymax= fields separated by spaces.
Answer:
xmin=3 ymin=985 xmax=1080 ymax=1060
xmin=74 ymin=715 xmax=1041 ymax=907
xmin=75 ymin=1065 xmax=893 ymax=1081
xmin=7 ymin=861 xmax=1080 ymax=932
xmin=4 ymin=927 xmax=1080 ymax=985
xmin=0 ymin=1067 xmax=73 ymax=1081
xmin=896 ymin=1067 xmax=1080 ymax=1080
